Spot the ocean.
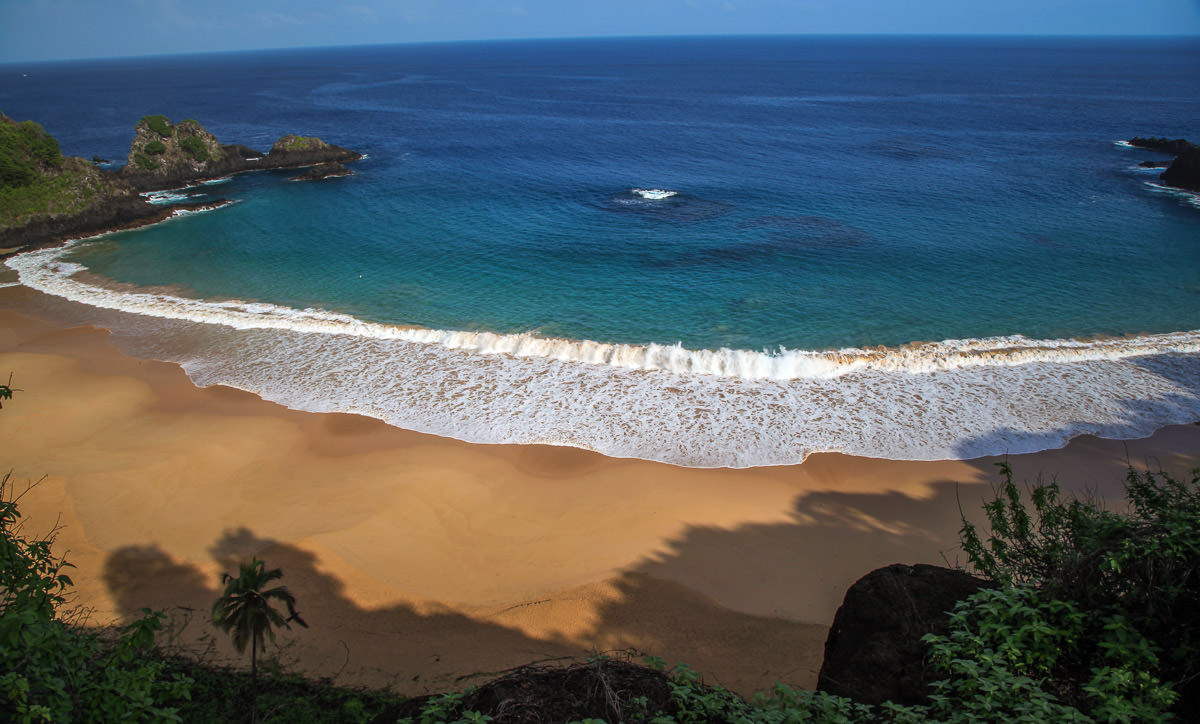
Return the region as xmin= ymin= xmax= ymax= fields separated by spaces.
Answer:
xmin=2 ymin=35 xmax=1198 ymax=467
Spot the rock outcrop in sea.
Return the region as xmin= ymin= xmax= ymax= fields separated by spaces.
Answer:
xmin=0 ymin=113 xmax=362 ymax=251
xmin=118 ymin=116 xmax=361 ymax=191
xmin=1128 ymin=136 xmax=1200 ymax=192
xmin=290 ymin=161 xmax=354 ymax=182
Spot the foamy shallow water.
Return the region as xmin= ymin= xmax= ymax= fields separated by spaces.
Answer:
xmin=10 ymin=242 xmax=1200 ymax=468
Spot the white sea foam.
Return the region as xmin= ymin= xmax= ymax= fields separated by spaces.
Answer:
xmin=143 ymin=191 xmax=193 ymax=205
xmin=1146 ymin=182 xmax=1200 ymax=209
xmin=632 ymin=188 xmax=677 ymax=200
xmin=1113 ymin=140 xmax=1136 ymax=149
xmin=169 ymin=200 xmax=236 ymax=217
xmin=7 ymin=242 xmax=1200 ymax=467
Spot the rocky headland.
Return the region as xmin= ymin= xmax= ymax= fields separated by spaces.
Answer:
xmin=1127 ymin=136 xmax=1200 ymax=192
xmin=0 ymin=113 xmax=361 ymax=252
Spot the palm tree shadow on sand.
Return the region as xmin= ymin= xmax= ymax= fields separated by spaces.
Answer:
xmin=98 ymin=417 xmax=1199 ymax=699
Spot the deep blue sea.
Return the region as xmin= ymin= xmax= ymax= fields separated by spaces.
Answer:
xmin=2 ymin=36 xmax=1199 ymax=466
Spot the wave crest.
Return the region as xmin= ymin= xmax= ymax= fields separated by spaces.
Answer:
xmin=8 ymin=242 xmax=1200 ymax=382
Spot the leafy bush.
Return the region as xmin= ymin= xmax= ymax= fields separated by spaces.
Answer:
xmin=0 ymin=116 xmax=63 ymax=188
xmin=134 ymin=151 xmax=159 ymax=170
xmin=960 ymin=462 xmax=1200 ymax=716
xmin=0 ymin=473 xmax=192 ymax=721
xmin=144 ymin=140 xmax=167 ymax=155
xmin=140 ymin=114 xmax=173 ymax=137
xmin=179 ymin=135 xmax=209 ymax=162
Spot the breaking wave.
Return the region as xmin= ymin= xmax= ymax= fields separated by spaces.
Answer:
xmin=632 ymin=188 xmax=677 ymax=200
xmin=7 ymin=241 xmax=1200 ymax=467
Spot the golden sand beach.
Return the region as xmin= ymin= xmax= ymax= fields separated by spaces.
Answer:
xmin=1 ymin=291 xmax=1197 ymax=697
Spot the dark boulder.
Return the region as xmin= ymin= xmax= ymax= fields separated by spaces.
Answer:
xmin=817 ymin=563 xmax=995 ymax=706
xmin=1128 ymin=137 xmax=1199 ymax=154
xmin=290 ymin=162 xmax=353 ymax=182
xmin=1161 ymin=150 xmax=1200 ymax=192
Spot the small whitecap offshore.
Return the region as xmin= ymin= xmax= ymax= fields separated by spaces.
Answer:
xmin=631 ymin=188 xmax=677 ymax=200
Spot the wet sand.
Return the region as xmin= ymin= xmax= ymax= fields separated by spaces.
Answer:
xmin=2 ymin=303 xmax=1197 ymax=696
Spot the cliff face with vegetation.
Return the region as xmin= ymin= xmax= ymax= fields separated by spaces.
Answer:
xmin=0 ymin=113 xmax=362 ymax=250
xmin=0 ymin=114 xmax=158 ymax=247
xmin=118 ymin=115 xmax=228 ymax=189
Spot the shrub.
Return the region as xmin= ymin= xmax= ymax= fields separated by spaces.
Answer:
xmin=959 ymin=462 xmax=1200 ymax=718
xmin=144 ymin=140 xmax=167 ymax=155
xmin=140 ymin=114 xmax=173 ymax=137
xmin=179 ymin=135 xmax=208 ymax=162
xmin=0 ymin=116 xmax=62 ymax=188
xmin=134 ymin=151 xmax=159 ymax=170
xmin=0 ymin=473 xmax=192 ymax=721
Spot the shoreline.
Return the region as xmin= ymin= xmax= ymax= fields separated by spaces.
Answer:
xmin=2 ymin=300 xmax=1198 ymax=696
xmin=6 ymin=241 xmax=1200 ymax=468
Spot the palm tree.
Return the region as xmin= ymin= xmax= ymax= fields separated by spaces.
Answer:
xmin=212 ymin=557 xmax=308 ymax=723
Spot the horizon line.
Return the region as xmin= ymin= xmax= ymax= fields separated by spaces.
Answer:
xmin=3 ymin=31 xmax=1198 ymax=66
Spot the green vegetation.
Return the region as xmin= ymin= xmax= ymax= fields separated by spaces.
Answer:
xmin=143 ymin=140 xmax=167 ymax=155
xmin=0 ymin=115 xmax=63 ymax=189
xmin=286 ymin=136 xmax=317 ymax=150
xmin=3 ymin=376 xmax=1194 ymax=724
xmin=0 ymin=472 xmax=192 ymax=721
xmin=0 ymin=159 xmax=105 ymax=228
xmin=179 ymin=135 xmax=209 ymax=162
xmin=213 ymin=558 xmax=309 ymax=724
xmin=140 ymin=114 xmax=173 ymax=138
xmin=133 ymin=151 xmax=159 ymax=170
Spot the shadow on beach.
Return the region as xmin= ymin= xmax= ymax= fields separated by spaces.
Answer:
xmin=97 ymin=419 xmax=1200 ymax=698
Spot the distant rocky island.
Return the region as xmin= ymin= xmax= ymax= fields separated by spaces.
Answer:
xmin=0 ymin=114 xmax=362 ymax=252
xmin=1126 ymin=136 xmax=1200 ymax=192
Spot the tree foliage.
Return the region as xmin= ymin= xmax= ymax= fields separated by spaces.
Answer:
xmin=179 ymin=135 xmax=209 ymax=162
xmin=0 ymin=116 xmax=63 ymax=189
xmin=0 ymin=473 xmax=192 ymax=722
xmin=213 ymin=557 xmax=308 ymax=723
xmin=140 ymin=114 xmax=173 ymax=138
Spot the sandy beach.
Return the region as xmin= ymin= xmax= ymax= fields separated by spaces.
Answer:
xmin=1 ymin=291 xmax=1198 ymax=697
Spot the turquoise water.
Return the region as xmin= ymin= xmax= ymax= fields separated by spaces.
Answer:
xmin=4 ymin=37 xmax=1200 ymax=465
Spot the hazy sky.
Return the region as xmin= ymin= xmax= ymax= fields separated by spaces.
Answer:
xmin=2 ymin=0 xmax=1199 ymax=63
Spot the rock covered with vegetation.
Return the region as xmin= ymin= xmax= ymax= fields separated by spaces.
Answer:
xmin=0 ymin=113 xmax=362 ymax=252
xmin=118 ymin=115 xmax=228 ymax=189
xmin=0 ymin=114 xmax=160 ymax=247
xmin=118 ymin=116 xmax=361 ymax=191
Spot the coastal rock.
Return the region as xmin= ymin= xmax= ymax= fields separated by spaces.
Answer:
xmin=1138 ymin=160 xmax=1171 ymax=168
xmin=1128 ymin=137 xmax=1199 ymax=154
xmin=1 ymin=114 xmax=364 ymax=253
xmin=1161 ymin=150 xmax=1200 ymax=192
xmin=817 ymin=563 xmax=995 ymax=706
xmin=290 ymin=162 xmax=353 ymax=181
xmin=118 ymin=115 xmax=234 ymax=190
xmin=0 ymin=114 xmax=159 ymax=249
xmin=117 ymin=116 xmax=363 ymax=191
xmin=266 ymin=134 xmax=362 ymax=168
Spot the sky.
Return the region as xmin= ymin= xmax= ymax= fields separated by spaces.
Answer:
xmin=1 ymin=0 xmax=1199 ymax=63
